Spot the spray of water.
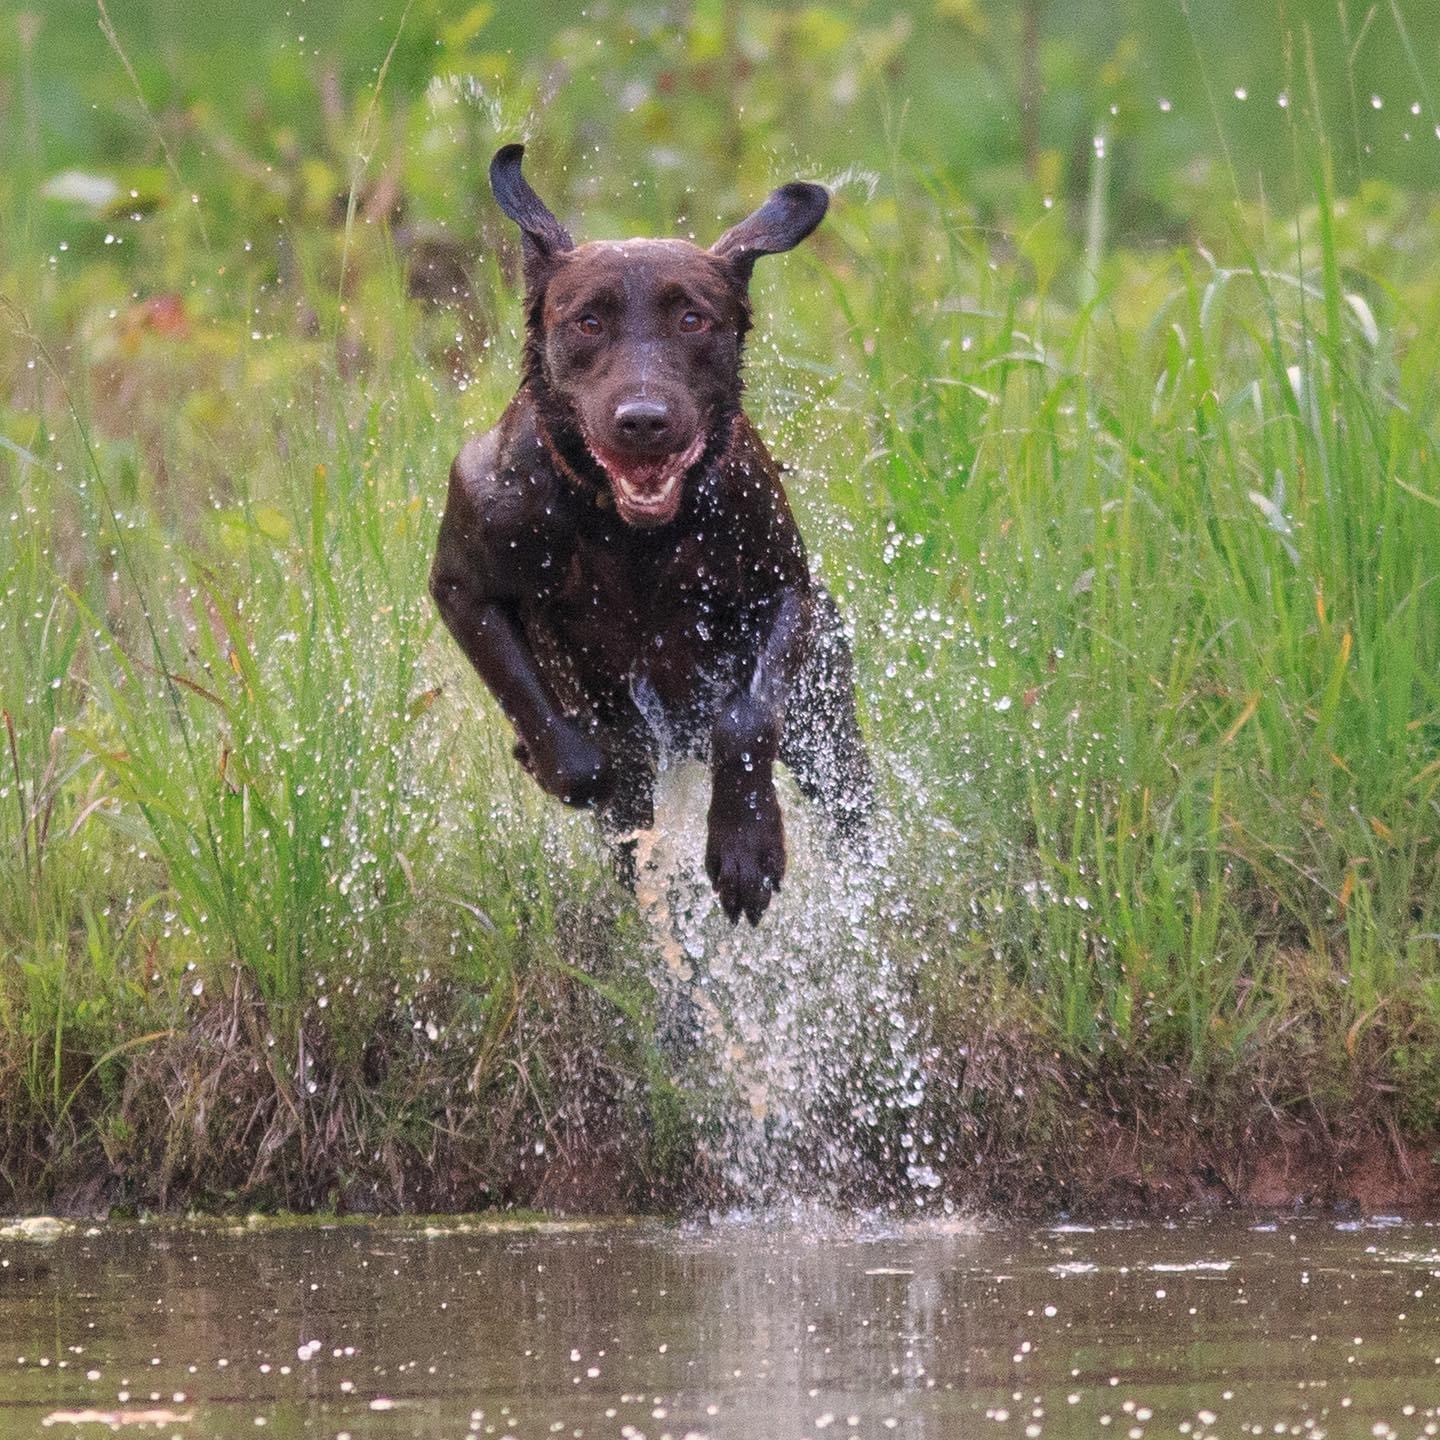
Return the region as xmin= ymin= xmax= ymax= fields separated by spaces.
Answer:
xmin=622 ymin=750 xmax=936 ymax=1210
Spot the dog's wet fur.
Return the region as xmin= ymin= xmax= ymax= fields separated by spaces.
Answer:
xmin=430 ymin=144 xmax=872 ymax=923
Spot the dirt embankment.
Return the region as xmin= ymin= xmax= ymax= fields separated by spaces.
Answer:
xmin=18 ymin=1072 xmax=1440 ymax=1223
xmin=8 ymin=974 xmax=1440 ymax=1220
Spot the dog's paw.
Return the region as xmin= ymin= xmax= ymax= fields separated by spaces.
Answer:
xmin=705 ymin=786 xmax=786 ymax=925
xmin=525 ymin=723 xmax=612 ymax=808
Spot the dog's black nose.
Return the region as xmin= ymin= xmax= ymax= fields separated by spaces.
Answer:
xmin=614 ymin=398 xmax=672 ymax=443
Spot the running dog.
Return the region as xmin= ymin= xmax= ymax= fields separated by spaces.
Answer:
xmin=430 ymin=145 xmax=871 ymax=923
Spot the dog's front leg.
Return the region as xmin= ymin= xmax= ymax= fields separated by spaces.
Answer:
xmin=705 ymin=588 xmax=812 ymax=924
xmin=430 ymin=572 xmax=611 ymax=808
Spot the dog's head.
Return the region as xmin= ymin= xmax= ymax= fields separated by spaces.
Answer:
xmin=490 ymin=144 xmax=828 ymax=528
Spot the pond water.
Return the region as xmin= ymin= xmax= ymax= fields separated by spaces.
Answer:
xmin=3 ymin=1212 xmax=1439 ymax=1438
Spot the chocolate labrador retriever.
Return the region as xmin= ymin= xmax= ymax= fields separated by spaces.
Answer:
xmin=430 ymin=145 xmax=872 ymax=923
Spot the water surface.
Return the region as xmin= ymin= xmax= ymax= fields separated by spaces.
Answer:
xmin=4 ymin=1213 xmax=1439 ymax=1437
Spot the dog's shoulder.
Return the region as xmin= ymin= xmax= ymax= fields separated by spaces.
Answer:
xmin=450 ymin=426 xmax=504 ymax=500
xmin=448 ymin=395 xmax=566 ymax=537
xmin=436 ymin=395 xmax=574 ymax=602
xmin=712 ymin=415 xmax=798 ymax=522
xmin=714 ymin=414 xmax=786 ymax=494
xmin=705 ymin=413 xmax=809 ymax=583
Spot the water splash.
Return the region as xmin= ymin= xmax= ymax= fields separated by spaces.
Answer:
xmin=626 ymin=757 xmax=931 ymax=1207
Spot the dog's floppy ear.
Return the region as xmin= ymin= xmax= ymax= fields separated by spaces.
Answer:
xmin=711 ymin=181 xmax=829 ymax=283
xmin=490 ymin=144 xmax=574 ymax=288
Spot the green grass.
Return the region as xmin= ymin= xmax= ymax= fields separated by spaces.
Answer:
xmin=1 ymin=2 xmax=1439 ymax=1210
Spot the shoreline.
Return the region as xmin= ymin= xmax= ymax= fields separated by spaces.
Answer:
xmin=6 ymin=1189 xmax=1440 ymax=1234
xmin=9 ymin=1011 xmax=1436 ymax=1221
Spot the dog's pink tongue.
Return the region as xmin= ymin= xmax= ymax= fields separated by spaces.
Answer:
xmin=599 ymin=453 xmax=668 ymax=491
xmin=587 ymin=440 xmax=669 ymax=489
xmin=584 ymin=433 xmax=704 ymax=525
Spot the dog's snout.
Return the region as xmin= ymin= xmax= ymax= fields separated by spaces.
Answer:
xmin=614 ymin=398 xmax=672 ymax=443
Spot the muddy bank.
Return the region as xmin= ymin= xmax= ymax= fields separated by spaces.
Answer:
xmin=973 ymin=1115 xmax=1440 ymax=1217
xmin=25 ymin=1111 xmax=1440 ymax=1221
xmin=7 ymin=977 xmax=1438 ymax=1220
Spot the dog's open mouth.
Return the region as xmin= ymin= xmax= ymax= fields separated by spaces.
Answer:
xmin=587 ymin=432 xmax=706 ymax=528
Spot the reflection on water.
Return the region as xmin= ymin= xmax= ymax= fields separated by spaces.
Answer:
xmin=3 ymin=1213 xmax=1440 ymax=1437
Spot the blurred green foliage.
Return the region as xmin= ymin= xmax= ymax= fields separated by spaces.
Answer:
xmin=14 ymin=1 xmax=1440 ymax=231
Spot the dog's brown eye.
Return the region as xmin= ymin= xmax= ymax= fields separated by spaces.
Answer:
xmin=576 ymin=314 xmax=603 ymax=336
xmin=679 ymin=311 xmax=710 ymax=334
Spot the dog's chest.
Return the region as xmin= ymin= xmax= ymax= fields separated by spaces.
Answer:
xmin=542 ymin=529 xmax=745 ymax=694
